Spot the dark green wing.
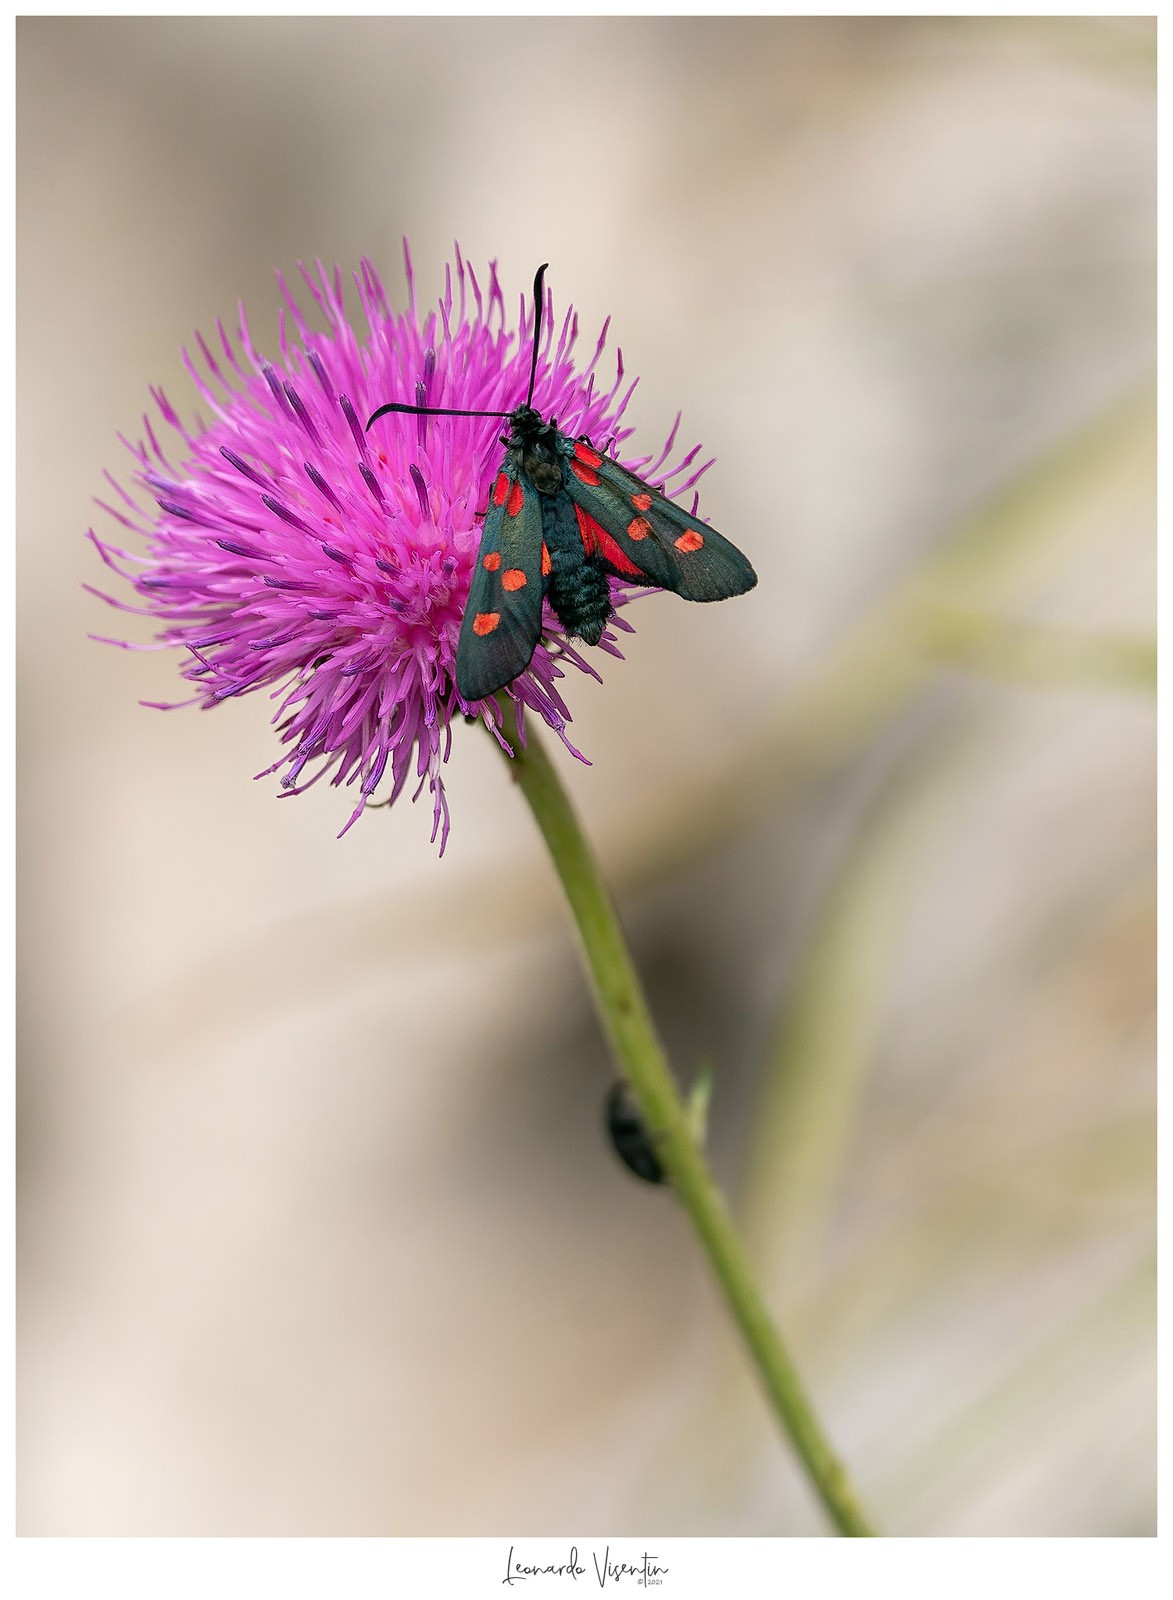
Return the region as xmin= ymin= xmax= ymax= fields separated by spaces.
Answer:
xmin=455 ymin=459 xmax=546 ymax=702
xmin=561 ymin=439 xmax=757 ymax=601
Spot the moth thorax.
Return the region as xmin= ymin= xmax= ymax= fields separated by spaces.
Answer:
xmin=527 ymin=459 xmax=564 ymax=495
xmin=519 ymin=444 xmax=564 ymax=496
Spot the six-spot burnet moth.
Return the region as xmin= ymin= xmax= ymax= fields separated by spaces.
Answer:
xmin=367 ymin=265 xmax=757 ymax=704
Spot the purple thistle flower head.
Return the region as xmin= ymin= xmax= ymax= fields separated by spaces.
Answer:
xmin=87 ymin=245 xmax=714 ymax=850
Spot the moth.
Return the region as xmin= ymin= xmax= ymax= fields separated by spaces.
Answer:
xmin=368 ymin=265 xmax=757 ymax=703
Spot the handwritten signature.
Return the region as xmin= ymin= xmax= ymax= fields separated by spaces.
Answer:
xmin=503 ymin=1545 xmax=668 ymax=1588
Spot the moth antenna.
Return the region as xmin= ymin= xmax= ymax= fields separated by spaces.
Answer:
xmin=366 ymin=401 xmax=509 ymax=430
xmin=369 ymin=263 xmax=549 ymax=429
xmin=525 ymin=263 xmax=549 ymax=408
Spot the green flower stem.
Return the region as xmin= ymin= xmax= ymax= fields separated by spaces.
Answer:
xmin=493 ymin=700 xmax=876 ymax=1538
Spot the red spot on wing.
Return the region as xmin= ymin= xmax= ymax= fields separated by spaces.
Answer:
xmin=674 ymin=530 xmax=705 ymax=553
xmin=571 ymin=460 xmax=600 ymax=487
xmin=631 ymin=492 xmax=653 ymax=511
xmin=506 ymin=480 xmax=526 ymax=517
xmin=492 ymin=472 xmax=510 ymax=507
xmin=473 ymin=612 xmax=501 ymax=636
xmin=573 ymin=441 xmax=603 ymax=468
xmin=502 ymin=568 xmax=527 ymax=591
xmin=541 ymin=543 xmax=552 ymax=576
xmin=575 ymin=504 xmax=642 ymax=579
xmin=627 ymin=516 xmax=653 ymax=541
xmin=483 ymin=551 xmax=501 ymax=571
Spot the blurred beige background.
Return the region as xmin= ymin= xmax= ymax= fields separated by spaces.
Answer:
xmin=17 ymin=18 xmax=1154 ymax=1535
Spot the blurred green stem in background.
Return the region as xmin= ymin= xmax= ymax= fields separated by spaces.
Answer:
xmin=492 ymin=699 xmax=876 ymax=1538
xmin=741 ymin=728 xmax=979 ymax=1284
xmin=738 ymin=385 xmax=1154 ymax=1281
xmin=911 ymin=606 xmax=1156 ymax=693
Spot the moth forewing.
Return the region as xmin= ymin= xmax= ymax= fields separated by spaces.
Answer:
xmin=455 ymin=461 xmax=545 ymax=702
xmin=561 ymin=442 xmax=757 ymax=602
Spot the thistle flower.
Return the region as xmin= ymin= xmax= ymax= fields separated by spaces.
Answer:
xmin=87 ymin=245 xmax=714 ymax=849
